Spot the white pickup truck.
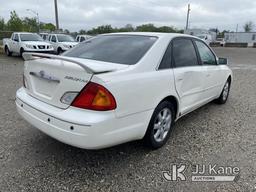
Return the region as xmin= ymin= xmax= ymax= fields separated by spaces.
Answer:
xmin=3 ymin=32 xmax=54 ymax=56
xmin=75 ymin=35 xmax=92 ymax=42
xmin=47 ymin=34 xmax=78 ymax=54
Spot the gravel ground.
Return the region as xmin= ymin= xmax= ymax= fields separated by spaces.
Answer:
xmin=0 ymin=47 xmax=256 ymax=192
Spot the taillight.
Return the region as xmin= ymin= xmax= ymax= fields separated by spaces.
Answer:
xmin=71 ymin=82 xmax=116 ymax=111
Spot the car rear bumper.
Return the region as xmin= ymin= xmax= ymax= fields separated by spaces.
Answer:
xmin=16 ymin=88 xmax=152 ymax=149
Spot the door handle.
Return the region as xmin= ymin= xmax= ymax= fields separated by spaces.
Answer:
xmin=206 ymin=74 xmax=211 ymax=77
xmin=177 ymin=78 xmax=183 ymax=81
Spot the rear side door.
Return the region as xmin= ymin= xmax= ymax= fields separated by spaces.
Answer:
xmin=193 ymin=40 xmax=223 ymax=99
xmin=172 ymin=38 xmax=206 ymax=115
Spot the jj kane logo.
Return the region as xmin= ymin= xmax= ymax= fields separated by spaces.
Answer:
xmin=163 ymin=163 xmax=240 ymax=182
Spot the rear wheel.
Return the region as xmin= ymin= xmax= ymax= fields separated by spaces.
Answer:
xmin=215 ymin=79 xmax=231 ymax=104
xmin=144 ymin=101 xmax=175 ymax=149
xmin=5 ymin=46 xmax=12 ymax=56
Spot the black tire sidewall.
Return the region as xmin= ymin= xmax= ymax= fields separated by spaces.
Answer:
xmin=216 ymin=80 xmax=230 ymax=104
xmin=5 ymin=46 xmax=10 ymax=56
xmin=144 ymin=101 xmax=175 ymax=149
xmin=57 ymin=47 xmax=63 ymax=55
xmin=20 ymin=48 xmax=24 ymax=57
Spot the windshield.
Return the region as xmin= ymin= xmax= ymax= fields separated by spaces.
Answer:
xmin=20 ymin=34 xmax=43 ymax=41
xmin=57 ymin=34 xmax=75 ymax=42
xmin=63 ymin=35 xmax=158 ymax=65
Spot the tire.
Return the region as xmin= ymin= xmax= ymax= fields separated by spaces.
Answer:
xmin=57 ymin=47 xmax=63 ymax=55
xmin=5 ymin=46 xmax=12 ymax=56
xmin=215 ymin=79 xmax=231 ymax=104
xmin=20 ymin=48 xmax=24 ymax=56
xmin=144 ymin=101 xmax=175 ymax=149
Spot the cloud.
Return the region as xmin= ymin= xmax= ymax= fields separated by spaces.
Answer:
xmin=0 ymin=0 xmax=255 ymax=32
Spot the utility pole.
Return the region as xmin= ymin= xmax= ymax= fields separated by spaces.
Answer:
xmin=236 ymin=24 xmax=238 ymax=32
xmin=54 ymin=0 xmax=59 ymax=30
xmin=185 ymin=4 xmax=191 ymax=30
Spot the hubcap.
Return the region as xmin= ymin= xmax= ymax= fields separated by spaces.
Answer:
xmin=222 ymin=82 xmax=229 ymax=100
xmin=153 ymin=108 xmax=172 ymax=142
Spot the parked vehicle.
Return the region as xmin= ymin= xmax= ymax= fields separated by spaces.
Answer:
xmin=3 ymin=32 xmax=54 ymax=56
xmin=76 ymin=35 xmax=92 ymax=42
xmin=16 ymin=33 xmax=232 ymax=150
xmin=196 ymin=34 xmax=213 ymax=45
xmin=216 ymin=38 xmax=226 ymax=47
xmin=47 ymin=34 xmax=78 ymax=54
xmin=39 ymin=33 xmax=49 ymax=41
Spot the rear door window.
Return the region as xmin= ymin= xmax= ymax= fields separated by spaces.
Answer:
xmin=172 ymin=38 xmax=199 ymax=67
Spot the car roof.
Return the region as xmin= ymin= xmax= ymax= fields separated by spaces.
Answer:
xmin=49 ymin=33 xmax=70 ymax=35
xmin=102 ymin=32 xmax=194 ymax=39
xmin=15 ymin=32 xmax=36 ymax=35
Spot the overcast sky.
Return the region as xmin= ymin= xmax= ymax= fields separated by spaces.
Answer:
xmin=0 ymin=0 xmax=255 ymax=32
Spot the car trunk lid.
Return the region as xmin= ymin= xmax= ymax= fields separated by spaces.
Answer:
xmin=22 ymin=53 xmax=128 ymax=109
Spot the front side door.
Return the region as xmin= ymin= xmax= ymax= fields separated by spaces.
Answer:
xmin=50 ymin=35 xmax=58 ymax=52
xmin=194 ymin=40 xmax=223 ymax=100
xmin=172 ymin=38 xmax=207 ymax=115
xmin=11 ymin=34 xmax=20 ymax=53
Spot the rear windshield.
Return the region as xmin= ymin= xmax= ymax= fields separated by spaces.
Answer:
xmin=63 ymin=35 xmax=158 ymax=65
xmin=20 ymin=34 xmax=43 ymax=41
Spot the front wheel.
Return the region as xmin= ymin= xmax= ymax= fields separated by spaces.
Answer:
xmin=215 ymin=79 xmax=231 ymax=104
xmin=144 ymin=101 xmax=175 ymax=149
xmin=57 ymin=47 xmax=63 ymax=55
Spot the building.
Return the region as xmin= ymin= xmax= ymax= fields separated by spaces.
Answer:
xmin=224 ymin=32 xmax=256 ymax=46
xmin=184 ymin=28 xmax=217 ymax=41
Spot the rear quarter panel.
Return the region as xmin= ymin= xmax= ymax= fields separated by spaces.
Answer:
xmin=105 ymin=70 xmax=178 ymax=118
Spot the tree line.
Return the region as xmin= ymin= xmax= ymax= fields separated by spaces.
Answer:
xmin=0 ymin=10 xmax=254 ymax=36
xmin=0 ymin=10 xmax=183 ymax=35
xmin=0 ymin=11 xmax=55 ymax=32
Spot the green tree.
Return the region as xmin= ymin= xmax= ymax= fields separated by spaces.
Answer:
xmin=40 ymin=23 xmax=56 ymax=32
xmin=22 ymin=17 xmax=38 ymax=32
xmin=0 ymin=17 xmax=5 ymax=30
xmin=136 ymin=24 xmax=157 ymax=32
xmin=64 ymin=29 xmax=70 ymax=34
xmin=7 ymin=11 xmax=23 ymax=31
xmin=87 ymin=25 xmax=114 ymax=34
xmin=244 ymin=21 xmax=254 ymax=32
xmin=157 ymin=26 xmax=177 ymax=33
xmin=79 ymin=29 xmax=86 ymax=34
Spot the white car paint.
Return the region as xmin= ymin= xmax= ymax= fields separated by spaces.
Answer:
xmin=3 ymin=32 xmax=54 ymax=55
xmin=16 ymin=32 xmax=232 ymax=149
xmin=47 ymin=34 xmax=78 ymax=53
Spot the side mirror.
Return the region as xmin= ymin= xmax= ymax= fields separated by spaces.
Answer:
xmin=218 ymin=58 xmax=228 ymax=65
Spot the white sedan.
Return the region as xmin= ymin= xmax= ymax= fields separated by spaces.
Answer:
xmin=16 ymin=32 xmax=232 ymax=149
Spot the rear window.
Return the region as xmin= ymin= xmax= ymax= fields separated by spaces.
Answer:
xmin=63 ymin=35 xmax=158 ymax=65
